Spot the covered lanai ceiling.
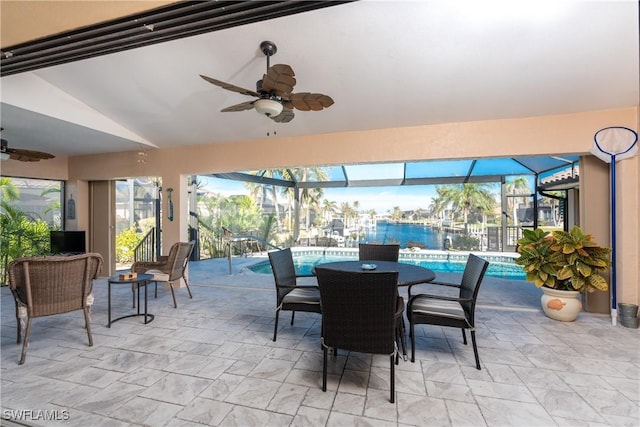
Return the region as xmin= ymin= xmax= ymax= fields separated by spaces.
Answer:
xmin=0 ymin=1 xmax=637 ymax=159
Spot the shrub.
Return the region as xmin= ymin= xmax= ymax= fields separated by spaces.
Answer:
xmin=453 ymin=234 xmax=480 ymax=250
xmin=116 ymin=227 xmax=143 ymax=263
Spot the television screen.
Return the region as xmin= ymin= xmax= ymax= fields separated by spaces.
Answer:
xmin=50 ymin=231 xmax=86 ymax=254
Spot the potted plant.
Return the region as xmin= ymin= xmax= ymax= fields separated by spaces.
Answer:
xmin=515 ymin=226 xmax=611 ymax=321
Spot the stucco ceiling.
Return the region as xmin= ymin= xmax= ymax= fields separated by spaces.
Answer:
xmin=0 ymin=1 xmax=638 ymax=159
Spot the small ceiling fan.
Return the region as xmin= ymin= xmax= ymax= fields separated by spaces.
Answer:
xmin=0 ymin=128 xmax=55 ymax=162
xmin=200 ymin=41 xmax=334 ymax=123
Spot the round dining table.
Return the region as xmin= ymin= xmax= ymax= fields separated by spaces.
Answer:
xmin=314 ymin=260 xmax=435 ymax=287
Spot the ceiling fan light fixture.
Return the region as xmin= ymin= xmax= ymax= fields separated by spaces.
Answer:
xmin=254 ymin=98 xmax=283 ymax=117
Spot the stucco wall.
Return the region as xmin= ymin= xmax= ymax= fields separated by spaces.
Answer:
xmin=0 ymin=155 xmax=68 ymax=180
xmin=63 ymin=108 xmax=637 ymax=180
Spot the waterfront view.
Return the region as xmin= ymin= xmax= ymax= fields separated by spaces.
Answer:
xmin=190 ymin=171 xmax=565 ymax=260
xmin=361 ymin=221 xmax=446 ymax=250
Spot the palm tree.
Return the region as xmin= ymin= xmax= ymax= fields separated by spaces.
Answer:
xmin=505 ymin=176 xmax=530 ymax=195
xmin=438 ymin=183 xmax=496 ymax=230
xmin=248 ymin=168 xmax=294 ymax=231
xmin=275 ymin=167 xmax=329 ymax=241
xmin=322 ymin=199 xmax=338 ymax=225
xmin=295 ymin=168 xmax=326 ymax=231
xmin=504 ymin=176 xmax=531 ymax=225
xmin=40 ymin=184 xmax=63 ymax=228
xmin=367 ymin=208 xmax=377 ymax=224
xmin=340 ymin=202 xmax=352 ymax=228
xmin=0 ymin=180 xmax=50 ymax=284
xmin=351 ymin=200 xmax=361 ymax=229
xmin=244 ymin=181 xmax=266 ymax=209
xmin=0 ymin=177 xmax=19 ymax=211
xmin=390 ymin=206 xmax=403 ymax=222
xmin=429 ymin=190 xmax=448 ymax=225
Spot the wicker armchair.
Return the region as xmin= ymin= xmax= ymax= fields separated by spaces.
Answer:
xmin=315 ymin=267 xmax=400 ymax=403
xmin=268 ymin=248 xmax=321 ymax=342
xmin=8 ymin=253 xmax=104 ymax=365
xmin=358 ymin=243 xmax=400 ymax=262
xmin=407 ymin=254 xmax=489 ymax=369
xmin=131 ymin=241 xmax=195 ymax=308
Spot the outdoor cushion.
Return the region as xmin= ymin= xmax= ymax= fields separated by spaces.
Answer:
xmin=411 ymin=298 xmax=465 ymax=320
xmin=145 ymin=269 xmax=170 ymax=282
xmin=281 ymin=287 xmax=321 ymax=305
xmin=15 ymin=293 xmax=95 ymax=325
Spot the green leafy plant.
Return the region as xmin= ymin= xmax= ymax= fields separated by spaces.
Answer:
xmin=115 ymin=227 xmax=143 ymax=263
xmin=515 ymin=226 xmax=611 ymax=292
xmin=1 ymin=206 xmax=51 ymax=285
xmin=453 ymin=234 xmax=480 ymax=251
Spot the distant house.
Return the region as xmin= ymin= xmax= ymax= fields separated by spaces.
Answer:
xmin=325 ymin=219 xmax=345 ymax=236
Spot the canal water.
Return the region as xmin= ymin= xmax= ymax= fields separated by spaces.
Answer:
xmin=361 ymin=221 xmax=447 ymax=250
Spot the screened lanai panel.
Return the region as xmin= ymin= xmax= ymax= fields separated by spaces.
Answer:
xmin=471 ymin=158 xmax=534 ymax=176
xmin=303 ymin=166 xmax=346 ymax=182
xmin=218 ymin=155 xmax=580 ymax=188
xmin=343 ymin=163 xmax=405 ymax=181
xmin=516 ymin=156 xmax=579 ymax=174
xmin=406 ymin=160 xmax=474 ymax=178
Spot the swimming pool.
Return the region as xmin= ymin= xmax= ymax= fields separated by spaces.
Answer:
xmin=248 ymin=248 xmax=525 ymax=280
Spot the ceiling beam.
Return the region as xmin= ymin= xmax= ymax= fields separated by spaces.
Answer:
xmin=1 ymin=1 xmax=352 ymax=77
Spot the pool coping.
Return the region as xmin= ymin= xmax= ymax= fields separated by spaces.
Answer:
xmin=290 ymin=247 xmax=519 ymax=264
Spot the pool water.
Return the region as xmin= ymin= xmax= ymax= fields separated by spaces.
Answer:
xmin=249 ymin=254 xmax=525 ymax=280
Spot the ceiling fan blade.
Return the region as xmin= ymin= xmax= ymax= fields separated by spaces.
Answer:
xmin=262 ymin=64 xmax=296 ymax=97
xmin=200 ymin=74 xmax=259 ymax=97
xmin=270 ymin=109 xmax=295 ymax=123
xmin=221 ymin=100 xmax=256 ymax=112
xmin=8 ymin=148 xmax=55 ymax=162
xmin=288 ymin=92 xmax=335 ymax=111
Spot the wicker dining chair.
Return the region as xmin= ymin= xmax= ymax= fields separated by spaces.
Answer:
xmin=8 ymin=253 xmax=104 ymax=365
xmin=358 ymin=242 xmax=407 ymax=357
xmin=358 ymin=243 xmax=400 ymax=262
xmin=407 ymin=254 xmax=489 ymax=369
xmin=131 ymin=241 xmax=195 ymax=308
xmin=315 ymin=266 xmax=400 ymax=403
xmin=268 ymin=248 xmax=321 ymax=341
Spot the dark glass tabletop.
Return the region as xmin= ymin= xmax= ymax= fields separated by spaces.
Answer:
xmin=315 ymin=260 xmax=435 ymax=287
xmin=107 ymin=273 xmax=154 ymax=284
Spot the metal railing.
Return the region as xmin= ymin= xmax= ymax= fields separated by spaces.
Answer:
xmin=223 ymin=229 xmax=281 ymax=275
xmin=133 ymin=228 xmax=156 ymax=263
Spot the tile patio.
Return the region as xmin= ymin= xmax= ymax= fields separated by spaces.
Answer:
xmin=1 ymin=255 xmax=638 ymax=426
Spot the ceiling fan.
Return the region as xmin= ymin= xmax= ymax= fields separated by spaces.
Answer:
xmin=200 ymin=41 xmax=334 ymax=123
xmin=0 ymin=128 xmax=55 ymax=162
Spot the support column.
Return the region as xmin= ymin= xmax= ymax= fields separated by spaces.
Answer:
xmin=580 ymin=156 xmax=611 ymax=314
xmin=615 ymin=155 xmax=639 ymax=307
xmin=160 ymin=173 xmax=189 ymax=287
xmin=89 ymin=180 xmax=116 ymax=276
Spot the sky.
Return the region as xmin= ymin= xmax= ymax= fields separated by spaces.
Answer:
xmin=197 ymin=175 xmax=511 ymax=213
xmin=321 ymin=186 xmax=438 ymax=213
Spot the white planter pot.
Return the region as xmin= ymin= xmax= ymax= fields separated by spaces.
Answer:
xmin=540 ymin=287 xmax=582 ymax=322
